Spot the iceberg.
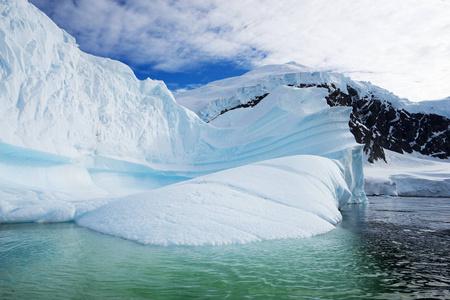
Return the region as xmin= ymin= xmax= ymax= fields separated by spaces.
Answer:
xmin=0 ymin=0 xmax=203 ymax=165
xmin=0 ymin=0 xmax=367 ymax=245
xmin=77 ymin=155 xmax=351 ymax=246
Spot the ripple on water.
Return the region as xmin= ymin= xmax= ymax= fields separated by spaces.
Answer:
xmin=0 ymin=197 xmax=449 ymax=299
xmin=361 ymin=197 xmax=450 ymax=298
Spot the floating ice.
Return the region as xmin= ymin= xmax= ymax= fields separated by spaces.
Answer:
xmin=77 ymin=155 xmax=351 ymax=246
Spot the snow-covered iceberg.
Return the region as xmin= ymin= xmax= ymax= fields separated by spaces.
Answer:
xmin=0 ymin=0 xmax=367 ymax=245
xmin=77 ymin=155 xmax=351 ymax=246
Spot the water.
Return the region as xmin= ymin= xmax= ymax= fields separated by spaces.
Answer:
xmin=0 ymin=196 xmax=449 ymax=299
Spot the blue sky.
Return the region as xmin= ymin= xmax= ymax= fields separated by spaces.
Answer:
xmin=129 ymin=60 xmax=250 ymax=92
xmin=29 ymin=0 xmax=450 ymax=101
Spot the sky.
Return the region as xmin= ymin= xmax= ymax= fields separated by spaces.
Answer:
xmin=30 ymin=0 xmax=450 ymax=101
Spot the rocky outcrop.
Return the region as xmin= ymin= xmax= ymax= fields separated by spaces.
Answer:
xmin=210 ymin=83 xmax=450 ymax=163
xmin=208 ymin=93 xmax=269 ymax=122
xmin=321 ymin=84 xmax=450 ymax=162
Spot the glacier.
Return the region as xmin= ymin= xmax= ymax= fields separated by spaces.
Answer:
xmin=0 ymin=0 xmax=367 ymax=245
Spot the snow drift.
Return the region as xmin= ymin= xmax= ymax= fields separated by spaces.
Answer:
xmin=0 ymin=0 xmax=367 ymax=245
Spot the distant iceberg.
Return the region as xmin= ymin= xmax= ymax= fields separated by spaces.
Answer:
xmin=0 ymin=0 xmax=366 ymax=245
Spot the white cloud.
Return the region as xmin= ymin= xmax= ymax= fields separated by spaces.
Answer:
xmin=30 ymin=0 xmax=450 ymax=101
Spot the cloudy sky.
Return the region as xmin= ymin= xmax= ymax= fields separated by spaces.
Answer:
xmin=30 ymin=0 xmax=450 ymax=101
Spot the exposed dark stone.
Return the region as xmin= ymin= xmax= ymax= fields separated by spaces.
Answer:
xmin=302 ymin=83 xmax=450 ymax=163
xmin=206 ymin=83 xmax=449 ymax=163
xmin=208 ymin=93 xmax=269 ymax=122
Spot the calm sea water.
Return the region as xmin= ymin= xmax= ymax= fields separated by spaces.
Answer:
xmin=1 ymin=196 xmax=449 ymax=299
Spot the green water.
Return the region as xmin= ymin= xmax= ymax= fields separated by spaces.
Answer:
xmin=1 ymin=197 xmax=449 ymax=299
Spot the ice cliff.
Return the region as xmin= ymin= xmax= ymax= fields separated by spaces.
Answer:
xmin=0 ymin=0 xmax=203 ymax=166
xmin=0 ymin=0 xmax=367 ymax=244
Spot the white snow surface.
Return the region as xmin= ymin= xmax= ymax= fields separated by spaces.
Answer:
xmin=364 ymin=150 xmax=450 ymax=197
xmin=405 ymin=98 xmax=450 ymax=119
xmin=175 ymin=63 xmax=450 ymax=122
xmin=77 ymin=155 xmax=351 ymax=246
xmin=0 ymin=0 xmax=367 ymax=245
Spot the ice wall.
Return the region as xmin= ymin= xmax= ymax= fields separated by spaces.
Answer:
xmin=0 ymin=0 xmax=203 ymax=166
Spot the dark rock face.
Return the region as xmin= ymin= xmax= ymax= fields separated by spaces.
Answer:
xmin=208 ymin=93 xmax=269 ymax=122
xmin=299 ymin=83 xmax=450 ymax=162
xmin=211 ymin=84 xmax=450 ymax=163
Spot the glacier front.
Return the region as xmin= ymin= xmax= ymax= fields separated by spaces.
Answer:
xmin=0 ymin=0 xmax=366 ymax=245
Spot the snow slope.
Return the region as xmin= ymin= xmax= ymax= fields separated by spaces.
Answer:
xmin=175 ymin=62 xmax=446 ymax=124
xmin=364 ymin=150 xmax=450 ymax=197
xmin=0 ymin=0 xmax=366 ymax=245
xmin=405 ymin=97 xmax=450 ymax=119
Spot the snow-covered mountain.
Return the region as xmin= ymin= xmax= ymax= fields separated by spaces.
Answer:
xmin=364 ymin=150 xmax=450 ymax=197
xmin=0 ymin=0 xmax=366 ymax=245
xmin=176 ymin=63 xmax=450 ymax=163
